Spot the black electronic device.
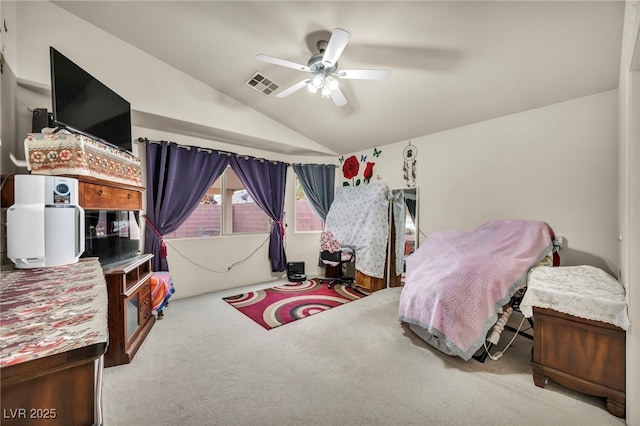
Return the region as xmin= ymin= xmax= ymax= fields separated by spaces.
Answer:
xmin=49 ymin=47 xmax=132 ymax=153
xmin=287 ymin=261 xmax=307 ymax=282
xmin=31 ymin=108 xmax=52 ymax=133
xmin=81 ymin=210 xmax=141 ymax=268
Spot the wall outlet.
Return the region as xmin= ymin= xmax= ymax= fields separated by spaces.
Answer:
xmin=555 ymin=235 xmax=566 ymax=249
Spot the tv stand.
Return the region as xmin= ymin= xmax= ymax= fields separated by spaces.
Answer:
xmin=103 ymin=253 xmax=155 ymax=367
xmin=80 ymin=177 xmax=151 ymax=368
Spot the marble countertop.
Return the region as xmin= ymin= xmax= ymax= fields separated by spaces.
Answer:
xmin=0 ymin=258 xmax=108 ymax=368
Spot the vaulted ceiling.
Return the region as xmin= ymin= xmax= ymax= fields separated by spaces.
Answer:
xmin=52 ymin=1 xmax=625 ymax=155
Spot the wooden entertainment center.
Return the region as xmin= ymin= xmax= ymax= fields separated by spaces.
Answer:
xmin=102 ymin=253 xmax=155 ymax=367
xmin=66 ymin=176 xmax=155 ymax=367
xmin=2 ymin=174 xmax=154 ymax=368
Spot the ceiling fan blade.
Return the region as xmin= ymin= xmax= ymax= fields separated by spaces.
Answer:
xmin=276 ymin=79 xmax=311 ymax=98
xmin=256 ymin=54 xmax=310 ymax=72
xmin=330 ymin=88 xmax=348 ymax=107
xmin=322 ymin=28 xmax=351 ymax=67
xmin=336 ymin=69 xmax=392 ymax=80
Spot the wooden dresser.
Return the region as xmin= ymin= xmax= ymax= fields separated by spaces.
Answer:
xmin=0 ymin=258 xmax=108 ymax=426
xmin=78 ymin=175 xmax=143 ymax=210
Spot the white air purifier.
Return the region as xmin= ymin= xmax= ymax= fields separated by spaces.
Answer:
xmin=7 ymin=175 xmax=85 ymax=269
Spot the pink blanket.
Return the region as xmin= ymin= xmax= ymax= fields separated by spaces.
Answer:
xmin=398 ymin=219 xmax=554 ymax=360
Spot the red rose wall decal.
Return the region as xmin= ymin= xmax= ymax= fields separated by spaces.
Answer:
xmin=340 ymin=149 xmax=381 ymax=186
xmin=342 ymin=155 xmax=360 ymax=180
xmin=363 ymin=161 xmax=375 ymax=182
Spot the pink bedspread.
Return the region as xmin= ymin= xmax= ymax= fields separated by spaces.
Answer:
xmin=398 ymin=219 xmax=555 ymax=360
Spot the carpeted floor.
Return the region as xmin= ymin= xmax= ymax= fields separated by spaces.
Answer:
xmin=101 ymin=280 xmax=626 ymax=426
xmin=223 ymin=279 xmax=368 ymax=329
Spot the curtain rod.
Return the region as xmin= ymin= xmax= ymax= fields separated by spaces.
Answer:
xmin=137 ymin=137 xmax=291 ymax=165
xmin=137 ymin=137 xmax=231 ymax=156
xmin=291 ymin=163 xmax=337 ymax=168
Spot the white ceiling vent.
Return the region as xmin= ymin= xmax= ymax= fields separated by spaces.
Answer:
xmin=246 ymin=72 xmax=279 ymax=95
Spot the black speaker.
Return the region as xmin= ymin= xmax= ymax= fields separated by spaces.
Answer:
xmin=31 ymin=108 xmax=50 ymax=133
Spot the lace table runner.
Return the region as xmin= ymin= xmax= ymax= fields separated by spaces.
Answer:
xmin=520 ymin=265 xmax=630 ymax=330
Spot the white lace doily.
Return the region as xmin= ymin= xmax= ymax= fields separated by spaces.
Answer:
xmin=520 ymin=265 xmax=630 ymax=331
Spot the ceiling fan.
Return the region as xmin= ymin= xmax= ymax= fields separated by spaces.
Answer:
xmin=256 ymin=28 xmax=391 ymax=107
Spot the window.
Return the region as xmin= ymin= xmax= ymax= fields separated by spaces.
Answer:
xmin=164 ymin=167 xmax=271 ymax=239
xmin=294 ymin=178 xmax=323 ymax=232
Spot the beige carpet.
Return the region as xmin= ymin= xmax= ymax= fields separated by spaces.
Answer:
xmin=101 ymin=281 xmax=626 ymax=426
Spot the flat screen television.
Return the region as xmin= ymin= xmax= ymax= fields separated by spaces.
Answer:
xmin=82 ymin=210 xmax=142 ymax=268
xmin=49 ymin=47 xmax=133 ymax=153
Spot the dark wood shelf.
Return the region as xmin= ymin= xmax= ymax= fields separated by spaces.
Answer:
xmin=103 ymin=253 xmax=155 ymax=367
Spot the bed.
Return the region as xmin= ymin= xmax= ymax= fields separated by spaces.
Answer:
xmin=398 ymin=219 xmax=557 ymax=361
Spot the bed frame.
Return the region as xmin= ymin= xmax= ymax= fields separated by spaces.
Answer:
xmin=472 ymin=290 xmax=534 ymax=363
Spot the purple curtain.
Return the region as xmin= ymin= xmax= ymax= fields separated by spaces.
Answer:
xmin=229 ymin=155 xmax=288 ymax=272
xmin=144 ymin=141 xmax=229 ymax=271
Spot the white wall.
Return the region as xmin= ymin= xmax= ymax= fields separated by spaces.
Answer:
xmin=0 ymin=1 xmax=18 ymax=177
xmin=343 ymin=90 xmax=619 ymax=275
xmin=619 ymin=1 xmax=640 ymax=424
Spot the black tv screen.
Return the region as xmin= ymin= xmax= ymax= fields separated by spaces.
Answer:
xmin=82 ymin=210 xmax=141 ymax=268
xmin=50 ymin=47 xmax=132 ymax=152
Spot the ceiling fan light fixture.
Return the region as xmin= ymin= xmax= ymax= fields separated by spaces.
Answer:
xmin=326 ymin=76 xmax=339 ymax=91
xmin=310 ymin=74 xmax=325 ymax=89
xmin=257 ymin=27 xmax=388 ymax=107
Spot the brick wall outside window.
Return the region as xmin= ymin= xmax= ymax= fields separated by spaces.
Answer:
xmin=296 ymin=200 xmax=323 ymax=232
xmin=164 ymin=204 xmax=221 ymax=238
xmin=163 ymin=199 xmax=322 ymax=238
xmin=232 ymin=204 xmax=271 ymax=233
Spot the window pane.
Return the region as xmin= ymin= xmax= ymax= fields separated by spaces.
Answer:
xmin=229 ymin=167 xmax=271 ymax=234
xmin=162 ymin=167 xmax=271 ymax=238
xmin=164 ymin=176 xmax=222 ymax=239
xmin=295 ymin=178 xmax=323 ymax=232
